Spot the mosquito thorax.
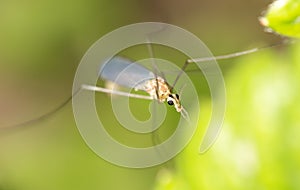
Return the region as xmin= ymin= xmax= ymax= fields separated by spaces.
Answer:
xmin=143 ymin=77 xmax=182 ymax=112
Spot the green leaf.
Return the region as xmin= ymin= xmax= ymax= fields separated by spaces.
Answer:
xmin=260 ymin=0 xmax=300 ymax=38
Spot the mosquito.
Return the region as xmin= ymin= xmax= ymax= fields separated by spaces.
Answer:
xmin=81 ymin=41 xmax=286 ymax=120
xmin=1 ymin=41 xmax=288 ymax=132
xmin=82 ymin=55 xmax=190 ymax=120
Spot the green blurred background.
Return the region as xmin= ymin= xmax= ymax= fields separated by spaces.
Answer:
xmin=1 ymin=0 xmax=299 ymax=189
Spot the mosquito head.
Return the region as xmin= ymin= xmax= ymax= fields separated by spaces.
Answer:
xmin=167 ymin=93 xmax=182 ymax=112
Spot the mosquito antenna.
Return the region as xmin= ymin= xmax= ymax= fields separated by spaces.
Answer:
xmin=172 ymin=40 xmax=291 ymax=87
xmin=0 ymin=87 xmax=82 ymax=134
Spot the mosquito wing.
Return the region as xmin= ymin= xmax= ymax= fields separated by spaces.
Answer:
xmin=99 ymin=56 xmax=155 ymax=91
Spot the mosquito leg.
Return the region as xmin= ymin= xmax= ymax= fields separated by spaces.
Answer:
xmin=145 ymin=36 xmax=167 ymax=157
xmin=187 ymin=41 xmax=291 ymax=63
xmin=172 ymin=41 xmax=291 ymax=87
xmin=172 ymin=59 xmax=190 ymax=88
xmin=150 ymin=100 xmax=165 ymax=160
xmin=146 ymin=41 xmax=166 ymax=79
xmin=81 ymin=84 xmax=154 ymax=100
xmin=145 ymin=37 xmax=162 ymax=101
xmin=1 ymin=87 xmax=83 ymax=132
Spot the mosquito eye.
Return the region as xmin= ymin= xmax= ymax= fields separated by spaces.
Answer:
xmin=167 ymin=100 xmax=174 ymax=106
xmin=175 ymin=94 xmax=179 ymax=99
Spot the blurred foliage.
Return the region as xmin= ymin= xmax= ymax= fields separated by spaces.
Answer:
xmin=260 ymin=0 xmax=300 ymax=38
xmin=1 ymin=0 xmax=299 ymax=190
xmin=154 ymin=42 xmax=300 ymax=190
